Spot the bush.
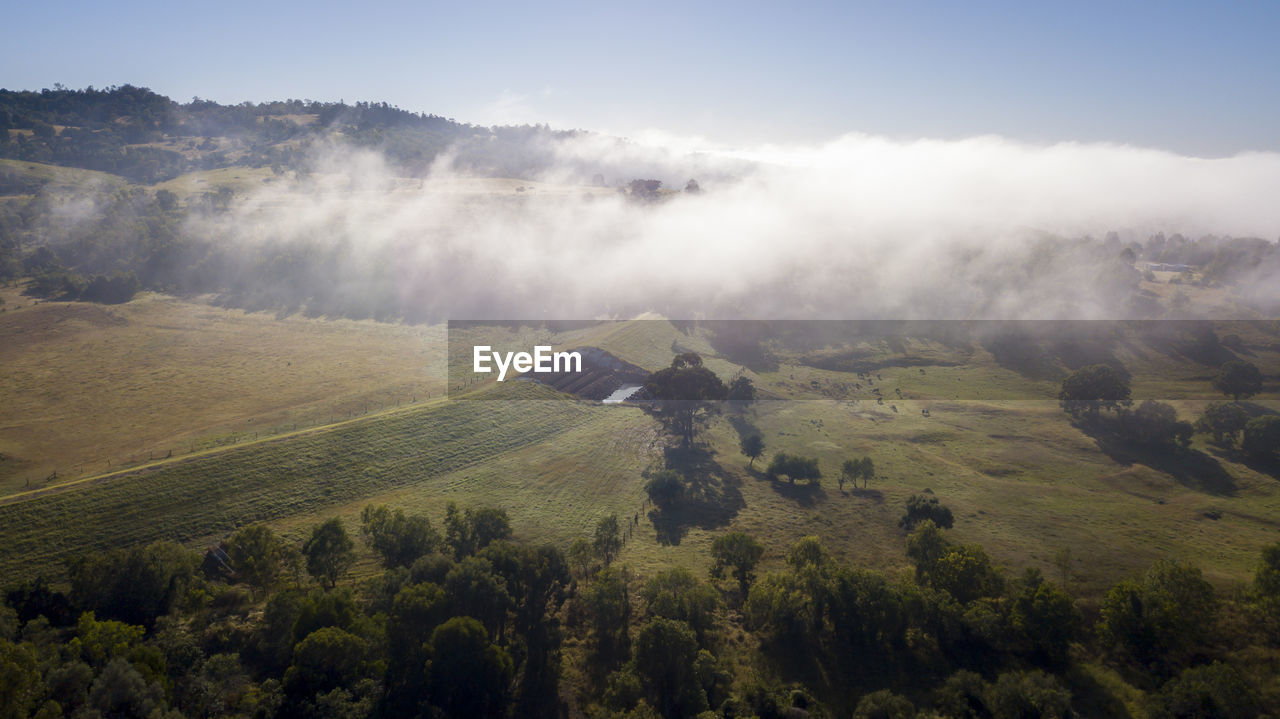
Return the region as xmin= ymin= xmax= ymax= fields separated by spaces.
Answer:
xmin=900 ymin=494 xmax=954 ymax=530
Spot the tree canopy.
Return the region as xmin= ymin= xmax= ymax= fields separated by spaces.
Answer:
xmin=1059 ymin=364 xmax=1131 ymax=419
xmin=643 ymin=353 xmax=728 ymax=445
xmin=1212 ymin=360 xmax=1263 ymax=400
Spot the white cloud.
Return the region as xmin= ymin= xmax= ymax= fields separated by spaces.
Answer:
xmin=185 ymin=130 xmax=1280 ymax=320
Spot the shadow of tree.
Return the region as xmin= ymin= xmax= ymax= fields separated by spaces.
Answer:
xmin=648 ymin=444 xmax=745 ymax=546
xmin=982 ymin=334 xmax=1064 ymax=382
xmin=1079 ymin=420 xmax=1237 ymax=496
xmin=727 ymin=414 xmax=761 ymax=443
xmin=765 ymin=475 xmax=827 ymax=506
xmin=847 ymin=488 xmax=884 ymax=503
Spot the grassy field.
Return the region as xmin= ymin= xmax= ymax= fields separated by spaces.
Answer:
xmin=685 ymin=398 xmax=1280 ymax=597
xmin=2 ymin=310 xmax=1279 ymax=601
xmin=0 ymin=157 xmax=127 ymax=196
xmin=0 ymin=287 xmax=446 ymax=495
xmin=0 ymin=381 xmax=651 ymax=579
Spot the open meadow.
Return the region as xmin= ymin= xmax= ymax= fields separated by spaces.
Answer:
xmin=3 ymin=308 xmax=1278 ymax=605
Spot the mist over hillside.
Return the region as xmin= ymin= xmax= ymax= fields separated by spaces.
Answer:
xmin=4 ymin=86 xmax=1280 ymax=321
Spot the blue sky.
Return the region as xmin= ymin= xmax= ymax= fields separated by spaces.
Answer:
xmin=5 ymin=1 xmax=1278 ymax=155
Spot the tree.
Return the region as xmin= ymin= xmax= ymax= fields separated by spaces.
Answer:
xmin=900 ymin=494 xmax=954 ymax=530
xmin=1099 ymin=559 xmax=1218 ymax=666
xmin=568 ymin=538 xmax=594 ymax=577
xmin=154 ymin=188 xmax=178 ymax=211
xmin=740 ymin=434 xmax=765 ymax=468
xmin=0 ymin=639 xmax=41 ymax=719
xmin=906 ymin=520 xmax=949 ymax=584
xmin=68 ymin=541 xmax=196 ymax=628
xmin=1058 ymin=364 xmax=1131 ymax=420
xmin=361 ymin=504 xmax=440 ymax=567
xmin=984 ymin=671 xmax=1071 ymax=719
xmin=1242 ymin=415 xmax=1280 ymax=461
xmin=930 ymin=544 xmax=1003 ymax=604
xmin=594 ymin=514 xmax=623 ymax=565
xmin=644 ymin=471 xmax=684 ymax=509
xmin=727 ymin=376 xmax=755 ymax=402
xmin=88 ymin=656 xmax=170 ymax=718
xmin=283 ymin=627 xmax=368 ymax=699
xmin=1159 ymin=662 xmax=1260 ymax=719
xmin=445 ymin=557 xmax=514 ymax=642
xmin=584 ymin=567 xmax=632 ymax=666
xmin=640 ymin=568 xmax=719 ymax=643
xmin=840 ymin=459 xmax=857 ymax=491
xmin=643 ymin=353 xmax=728 ymax=445
xmin=842 ymin=456 xmax=875 ymax=490
xmin=426 ymin=617 xmax=513 ymax=718
xmin=292 ymin=588 xmax=361 ymax=643
xmin=1212 ymin=360 xmax=1263 ymax=400
xmin=5 ymin=577 xmax=73 ymax=627
xmin=1194 ymin=401 xmax=1249 ymax=446
xmin=384 ymin=583 xmax=450 ymax=714
xmin=469 ymin=507 xmax=514 ymax=551
xmin=1255 ymin=542 xmax=1280 ymax=601
xmin=933 ymin=670 xmax=990 ymax=719
xmin=443 ymin=503 xmax=512 ymax=560
xmin=858 ymin=456 xmax=875 ymax=488
xmin=851 ymin=689 xmax=915 ymax=719
xmin=1009 ymin=570 xmax=1080 ymax=668
xmin=786 ymin=535 xmax=830 ymax=572
xmin=226 ymin=524 xmax=296 ymax=596
xmin=710 ymin=532 xmax=765 ymax=596
xmin=628 ymin=179 xmax=663 ymax=200
xmin=1118 ymin=400 xmax=1193 ymax=449
xmin=303 ymin=518 xmax=355 ymax=589
xmin=630 ymin=618 xmax=709 ymax=719
xmin=766 ymin=452 xmax=821 ymax=484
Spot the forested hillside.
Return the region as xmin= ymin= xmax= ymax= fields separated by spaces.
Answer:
xmin=0 ymin=85 xmax=578 ymax=182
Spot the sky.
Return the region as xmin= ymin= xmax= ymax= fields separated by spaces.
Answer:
xmin=5 ymin=1 xmax=1279 ymax=156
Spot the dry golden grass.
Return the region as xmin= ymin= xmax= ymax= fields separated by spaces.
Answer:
xmin=0 ymin=287 xmax=445 ymax=495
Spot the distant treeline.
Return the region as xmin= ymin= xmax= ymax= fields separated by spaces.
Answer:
xmin=0 ymin=85 xmax=581 ymax=181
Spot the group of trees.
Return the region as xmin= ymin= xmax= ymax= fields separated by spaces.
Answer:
xmin=840 ymin=456 xmax=875 ymax=490
xmin=1 ymin=502 xmax=569 ymax=718
xmin=1058 ymin=359 xmax=1276 ymax=461
xmin=737 ymin=524 xmax=1279 ymax=717
xmin=7 ymin=503 xmax=1280 ymax=716
xmin=765 ymin=452 xmax=821 ymax=485
xmin=1 ymin=86 xmax=585 ymax=182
